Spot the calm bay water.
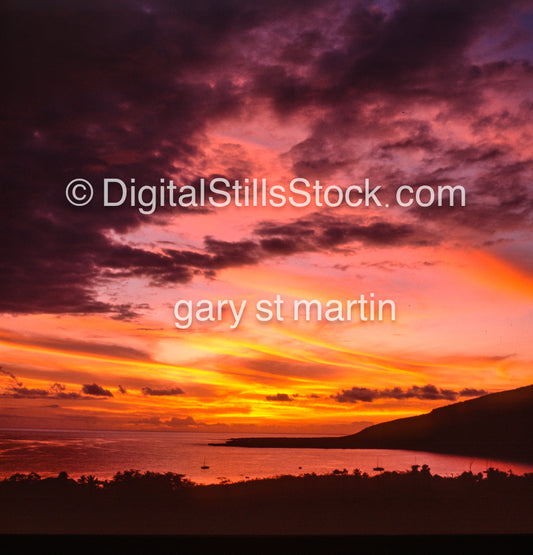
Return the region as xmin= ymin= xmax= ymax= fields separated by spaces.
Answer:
xmin=1 ymin=428 xmax=532 ymax=485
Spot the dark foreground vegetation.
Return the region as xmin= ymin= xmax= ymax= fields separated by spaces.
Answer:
xmin=1 ymin=466 xmax=532 ymax=534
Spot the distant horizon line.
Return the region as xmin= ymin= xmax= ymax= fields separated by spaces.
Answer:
xmin=0 ymin=426 xmax=347 ymax=436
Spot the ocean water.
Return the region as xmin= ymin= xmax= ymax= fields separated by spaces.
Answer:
xmin=1 ymin=428 xmax=532 ymax=485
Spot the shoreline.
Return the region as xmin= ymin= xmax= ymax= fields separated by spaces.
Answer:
xmin=212 ymin=437 xmax=533 ymax=465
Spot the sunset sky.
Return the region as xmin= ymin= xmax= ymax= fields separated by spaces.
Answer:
xmin=1 ymin=0 xmax=532 ymax=434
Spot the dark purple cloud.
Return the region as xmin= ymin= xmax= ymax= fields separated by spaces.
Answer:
xmin=141 ymin=386 xmax=185 ymax=396
xmin=334 ymin=387 xmax=379 ymax=403
xmin=332 ymin=384 xmax=488 ymax=403
xmin=81 ymin=383 xmax=114 ymax=397
xmin=274 ymin=2 xmax=533 ymax=236
xmin=2 ymin=387 xmax=52 ymax=399
xmin=1 ymin=0 xmax=532 ymax=317
xmin=0 ymin=378 xmax=112 ymax=400
xmin=265 ymin=393 xmax=293 ymax=402
xmin=1 ymin=1 xmax=259 ymax=315
xmin=460 ymin=387 xmax=489 ymax=397
xmin=256 ymin=214 xmax=433 ymax=251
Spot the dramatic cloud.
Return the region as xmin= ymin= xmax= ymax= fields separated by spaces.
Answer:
xmin=81 ymin=383 xmax=114 ymax=397
xmin=2 ymin=0 xmax=532 ymax=316
xmin=1 ymin=2 xmax=248 ymax=315
xmin=141 ymin=387 xmax=185 ymax=396
xmin=332 ymin=384 xmax=487 ymax=404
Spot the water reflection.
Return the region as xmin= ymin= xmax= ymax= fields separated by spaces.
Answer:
xmin=1 ymin=429 xmax=531 ymax=484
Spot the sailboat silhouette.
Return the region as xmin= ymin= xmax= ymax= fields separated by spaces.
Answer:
xmin=201 ymin=458 xmax=209 ymax=470
xmin=373 ymin=456 xmax=384 ymax=472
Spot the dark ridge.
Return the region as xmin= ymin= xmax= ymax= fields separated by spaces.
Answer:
xmin=214 ymin=385 xmax=533 ymax=463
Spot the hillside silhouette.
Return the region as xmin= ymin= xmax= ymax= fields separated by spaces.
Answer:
xmin=219 ymin=385 xmax=533 ymax=463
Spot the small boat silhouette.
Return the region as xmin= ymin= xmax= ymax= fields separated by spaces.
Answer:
xmin=373 ymin=457 xmax=384 ymax=472
xmin=201 ymin=458 xmax=210 ymax=470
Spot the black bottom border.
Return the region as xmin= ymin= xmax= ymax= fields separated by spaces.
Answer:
xmin=2 ymin=534 xmax=532 ymax=554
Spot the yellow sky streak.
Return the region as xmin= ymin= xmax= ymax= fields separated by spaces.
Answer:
xmin=0 ymin=338 xmax=235 ymax=388
xmin=186 ymin=328 xmax=429 ymax=378
xmin=271 ymin=326 xmax=495 ymax=374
